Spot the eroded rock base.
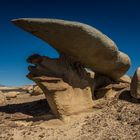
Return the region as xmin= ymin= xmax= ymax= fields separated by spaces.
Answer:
xmin=27 ymin=54 xmax=94 ymax=118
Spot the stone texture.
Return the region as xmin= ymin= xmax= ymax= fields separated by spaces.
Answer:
xmin=27 ymin=54 xmax=94 ymax=117
xmin=95 ymin=82 xmax=130 ymax=99
xmin=32 ymin=76 xmax=93 ymax=117
xmin=26 ymin=54 xmax=118 ymax=117
xmin=5 ymin=92 xmax=20 ymax=99
xmin=111 ymin=51 xmax=131 ymax=80
xmin=12 ymin=18 xmax=131 ymax=80
xmin=21 ymin=85 xmax=34 ymax=93
xmin=119 ymin=74 xmax=131 ymax=83
xmin=130 ymin=67 xmax=140 ymax=99
xmin=85 ymin=69 xmax=95 ymax=79
xmin=0 ymin=91 xmax=5 ymax=104
xmin=11 ymin=18 xmax=132 ymax=118
xmin=30 ymin=85 xmax=43 ymax=96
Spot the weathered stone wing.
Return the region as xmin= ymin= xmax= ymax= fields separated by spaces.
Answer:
xmin=12 ymin=18 xmax=130 ymax=80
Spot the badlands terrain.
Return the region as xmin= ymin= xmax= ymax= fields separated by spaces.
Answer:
xmin=0 ymin=84 xmax=140 ymax=140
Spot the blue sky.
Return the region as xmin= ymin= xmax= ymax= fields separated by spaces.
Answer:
xmin=0 ymin=0 xmax=140 ymax=86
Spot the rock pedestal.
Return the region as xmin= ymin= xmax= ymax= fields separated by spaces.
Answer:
xmin=27 ymin=54 xmax=94 ymax=117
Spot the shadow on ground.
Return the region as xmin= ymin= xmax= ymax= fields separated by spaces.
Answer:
xmin=0 ymin=90 xmax=139 ymax=123
xmin=0 ymin=99 xmax=50 ymax=117
xmin=119 ymin=90 xmax=140 ymax=104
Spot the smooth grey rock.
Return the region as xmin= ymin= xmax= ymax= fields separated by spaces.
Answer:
xmin=12 ymin=18 xmax=131 ymax=80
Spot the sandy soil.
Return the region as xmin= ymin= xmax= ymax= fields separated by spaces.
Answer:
xmin=0 ymin=91 xmax=140 ymax=140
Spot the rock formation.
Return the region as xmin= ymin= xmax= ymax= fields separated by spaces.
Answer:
xmin=130 ymin=67 xmax=140 ymax=99
xmin=12 ymin=18 xmax=131 ymax=80
xmin=26 ymin=54 xmax=94 ymax=117
xmin=12 ymin=18 xmax=132 ymax=117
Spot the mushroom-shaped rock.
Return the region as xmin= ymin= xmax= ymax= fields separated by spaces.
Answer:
xmin=130 ymin=67 xmax=140 ymax=99
xmin=12 ymin=18 xmax=131 ymax=80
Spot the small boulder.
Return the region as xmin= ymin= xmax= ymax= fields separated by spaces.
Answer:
xmin=130 ymin=67 xmax=140 ymax=99
xmin=5 ymin=92 xmax=20 ymax=99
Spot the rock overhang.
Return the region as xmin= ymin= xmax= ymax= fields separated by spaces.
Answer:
xmin=12 ymin=18 xmax=131 ymax=80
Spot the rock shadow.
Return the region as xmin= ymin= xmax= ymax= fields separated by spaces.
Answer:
xmin=0 ymin=99 xmax=51 ymax=118
xmin=119 ymin=89 xmax=140 ymax=104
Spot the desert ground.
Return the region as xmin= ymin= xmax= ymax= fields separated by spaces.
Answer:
xmin=0 ymin=85 xmax=140 ymax=140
